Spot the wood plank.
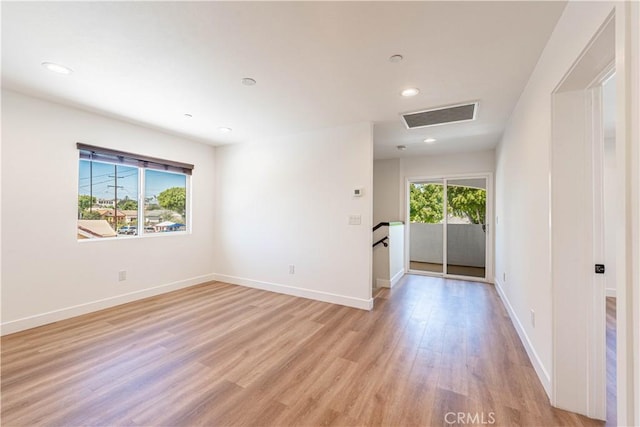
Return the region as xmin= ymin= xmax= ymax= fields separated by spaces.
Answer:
xmin=1 ymin=277 xmax=608 ymax=426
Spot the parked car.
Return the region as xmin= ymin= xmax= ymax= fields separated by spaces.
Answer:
xmin=118 ymin=225 xmax=137 ymax=235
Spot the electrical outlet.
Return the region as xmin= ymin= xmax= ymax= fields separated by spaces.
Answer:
xmin=289 ymin=265 xmax=295 ymax=274
xmin=118 ymin=270 xmax=127 ymax=282
xmin=530 ymin=309 xmax=535 ymax=328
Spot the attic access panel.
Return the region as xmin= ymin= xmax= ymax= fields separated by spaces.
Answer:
xmin=401 ymin=102 xmax=478 ymax=129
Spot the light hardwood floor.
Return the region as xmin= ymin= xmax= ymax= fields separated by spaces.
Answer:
xmin=1 ymin=275 xmax=604 ymax=426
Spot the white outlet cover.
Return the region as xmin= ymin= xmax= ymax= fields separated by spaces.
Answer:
xmin=349 ymin=215 xmax=361 ymax=225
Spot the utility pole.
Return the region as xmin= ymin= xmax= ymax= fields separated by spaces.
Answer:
xmin=108 ymin=164 xmax=124 ymax=229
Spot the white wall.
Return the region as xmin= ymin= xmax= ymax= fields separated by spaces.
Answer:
xmin=373 ymin=158 xmax=401 ymax=289
xmin=629 ymin=4 xmax=640 ymax=423
xmin=400 ymin=150 xmax=495 ymax=180
xmin=617 ymin=3 xmax=640 ymax=424
xmin=494 ymin=0 xmax=617 ymax=404
xmin=372 ymin=239 xmax=390 ymax=288
xmin=373 ymin=158 xmax=402 ymax=224
xmin=213 ymin=123 xmax=373 ymax=309
xmin=373 ymin=223 xmax=404 ymax=289
xmin=1 ymin=90 xmax=217 ymax=334
xmin=388 ymin=224 xmax=404 ymax=286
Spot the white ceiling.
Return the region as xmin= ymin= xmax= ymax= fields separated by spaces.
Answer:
xmin=1 ymin=1 xmax=567 ymax=159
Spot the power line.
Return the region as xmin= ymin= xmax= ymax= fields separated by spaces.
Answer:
xmin=79 ymin=170 xmax=137 ymax=182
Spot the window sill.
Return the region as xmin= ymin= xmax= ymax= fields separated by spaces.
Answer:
xmin=77 ymin=230 xmax=191 ymax=243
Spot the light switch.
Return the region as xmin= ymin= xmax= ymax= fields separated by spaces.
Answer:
xmin=349 ymin=215 xmax=361 ymax=225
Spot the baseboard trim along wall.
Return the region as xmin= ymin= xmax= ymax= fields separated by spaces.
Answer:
xmin=376 ymin=270 xmax=405 ymax=289
xmin=390 ymin=269 xmax=405 ymax=288
xmin=1 ymin=273 xmax=216 ymax=336
xmin=494 ymin=279 xmax=552 ymax=397
xmin=213 ymin=273 xmax=374 ymax=311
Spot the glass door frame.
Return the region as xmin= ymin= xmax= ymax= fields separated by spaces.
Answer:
xmin=404 ymin=172 xmax=494 ymax=283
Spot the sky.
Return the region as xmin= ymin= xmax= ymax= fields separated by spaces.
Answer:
xmin=78 ymin=160 xmax=186 ymax=202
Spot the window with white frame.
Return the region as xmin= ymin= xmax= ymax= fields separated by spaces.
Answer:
xmin=77 ymin=144 xmax=193 ymax=240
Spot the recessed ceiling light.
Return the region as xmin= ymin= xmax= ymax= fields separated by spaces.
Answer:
xmin=401 ymin=88 xmax=420 ymax=97
xmin=184 ymin=113 xmax=193 ymax=118
xmin=396 ymin=145 xmax=407 ymax=151
xmin=218 ymin=127 xmax=232 ymax=133
xmin=389 ymin=54 xmax=403 ymax=63
xmin=424 ymin=137 xmax=437 ymax=144
xmin=241 ymin=78 xmax=256 ymax=86
xmin=41 ymin=61 xmax=73 ymax=75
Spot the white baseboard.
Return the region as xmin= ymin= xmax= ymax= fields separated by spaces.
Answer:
xmin=1 ymin=273 xmax=216 ymax=336
xmin=390 ymin=269 xmax=405 ymax=288
xmin=213 ymin=273 xmax=373 ymax=311
xmin=605 ymin=288 xmax=616 ymax=298
xmin=494 ymin=279 xmax=552 ymax=397
xmin=375 ymin=270 xmax=405 ymax=289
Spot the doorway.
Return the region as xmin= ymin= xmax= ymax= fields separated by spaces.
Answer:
xmin=550 ymin=14 xmax=617 ymax=421
xmin=407 ymin=175 xmax=490 ymax=281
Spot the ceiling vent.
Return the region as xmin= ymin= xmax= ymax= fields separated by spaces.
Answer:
xmin=401 ymin=102 xmax=478 ymax=129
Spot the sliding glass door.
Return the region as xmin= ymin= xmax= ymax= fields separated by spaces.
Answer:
xmin=408 ymin=176 xmax=488 ymax=280
xmin=409 ymin=179 xmax=444 ymax=273
xmin=446 ymin=178 xmax=487 ymax=278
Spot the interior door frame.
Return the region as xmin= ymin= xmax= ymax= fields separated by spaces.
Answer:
xmin=550 ymin=11 xmax=620 ymax=421
xmin=404 ymin=172 xmax=494 ymax=284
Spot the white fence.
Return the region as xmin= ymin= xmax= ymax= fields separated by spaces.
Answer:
xmin=409 ymin=223 xmax=486 ymax=267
